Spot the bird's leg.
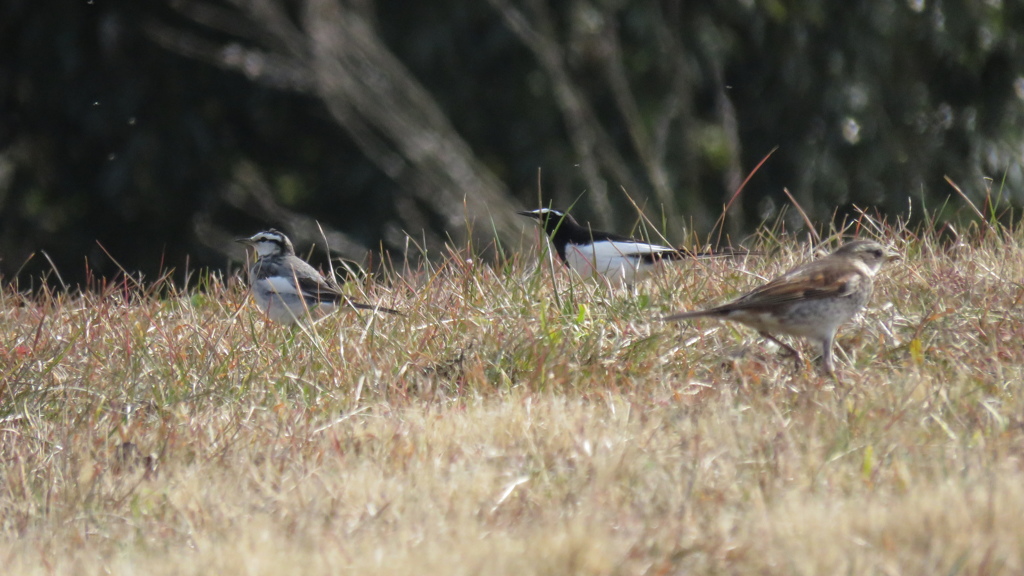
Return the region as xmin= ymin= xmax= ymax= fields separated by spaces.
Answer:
xmin=759 ymin=332 xmax=804 ymax=370
xmin=820 ymin=336 xmax=836 ymax=376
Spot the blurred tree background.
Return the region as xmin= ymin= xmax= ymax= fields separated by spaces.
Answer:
xmin=2 ymin=0 xmax=1023 ymax=286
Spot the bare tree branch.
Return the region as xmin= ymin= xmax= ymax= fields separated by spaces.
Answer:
xmin=146 ymin=21 xmax=315 ymax=91
xmin=650 ymin=1 xmax=714 ymax=231
xmin=155 ymin=0 xmax=526 ymax=259
xmin=597 ymin=10 xmax=681 ymax=233
xmin=488 ymin=0 xmax=639 ymax=229
xmin=709 ymin=57 xmax=744 ymax=239
xmin=192 ymin=160 xmax=374 ymax=269
xmin=302 ymin=0 xmax=523 ymax=254
xmin=166 ymin=0 xmax=270 ymax=45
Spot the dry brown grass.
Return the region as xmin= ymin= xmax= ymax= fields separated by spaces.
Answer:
xmin=2 ymin=221 xmax=1023 ymax=575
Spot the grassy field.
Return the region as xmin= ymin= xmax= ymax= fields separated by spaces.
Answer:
xmin=2 ymin=220 xmax=1023 ymax=575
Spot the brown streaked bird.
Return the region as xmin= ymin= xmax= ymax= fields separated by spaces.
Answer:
xmin=664 ymin=240 xmax=892 ymax=374
xmin=237 ymin=229 xmax=400 ymax=324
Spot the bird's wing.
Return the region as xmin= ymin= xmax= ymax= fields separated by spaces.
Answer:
xmin=602 ymin=239 xmax=677 ymax=256
xmin=580 ymin=239 xmax=678 ymax=261
xmin=253 ymin=259 xmax=401 ymax=315
xmin=288 ymin=262 xmax=402 ymax=314
xmin=285 ymin=274 xmax=403 ymax=314
xmin=253 ymin=258 xmax=342 ymax=303
xmin=587 ymin=236 xmax=756 ymax=264
xmin=292 ymin=268 xmax=343 ymax=303
xmin=587 ymin=229 xmax=639 ymax=243
xmin=718 ymin=261 xmax=866 ymax=311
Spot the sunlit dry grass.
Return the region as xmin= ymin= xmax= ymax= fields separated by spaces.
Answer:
xmin=1 ymin=220 xmax=1023 ymax=575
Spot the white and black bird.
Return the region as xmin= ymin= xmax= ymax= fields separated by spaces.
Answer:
xmin=237 ymin=229 xmax=399 ymax=324
xmin=519 ymin=208 xmax=731 ymax=286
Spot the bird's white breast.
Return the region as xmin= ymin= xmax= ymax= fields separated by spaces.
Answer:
xmin=259 ymin=275 xmax=304 ymax=296
xmin=251 ymin=276 xmax=334 ymax=323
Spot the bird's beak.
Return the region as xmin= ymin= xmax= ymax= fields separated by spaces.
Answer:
xmin=516 ymin=211 xmax=538 ymax=219
xmin=235 ymin=237 xmax=254 ymax=245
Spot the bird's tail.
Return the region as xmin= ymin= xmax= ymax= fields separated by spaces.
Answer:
xmin=346 ymin=300 xmax=403 ymax=316
xmin=673 ymin=246 xmax=758 ymax=260
xmin=662 ymin=309 xmax=714 ymax=322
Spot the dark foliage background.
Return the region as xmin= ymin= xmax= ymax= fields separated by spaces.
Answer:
xmin=2 ymin=0 xmax=1022 ymax=286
